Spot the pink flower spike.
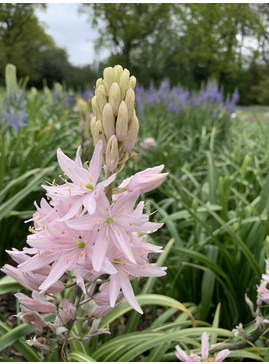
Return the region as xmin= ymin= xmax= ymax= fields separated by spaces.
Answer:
xmin=201 ymin=332 xmax=209 ymax=360
xmin=215 ymin=349 xmax=230 ymax=362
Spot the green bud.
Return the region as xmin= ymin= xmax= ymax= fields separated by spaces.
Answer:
xmin=103 ymin=67 xmax=114 ymax=93
xmin=102 ymin=103 xmax=115 ymax=140
xmin=96 ymin=84 xmax=108 ymax=112
xmin=5 ymin=64 xmax=18 ymax=100
xmin=125 ymin=87 xmax=135 ymax=121
xmin=106 ymin=135 xmax=119 ymax=172
xmin=113 ymin=65 xmax=123 ymax=83
xmin=129 ymin=76 xmax=136 ymax=89
xmin=96 ymin=78 xmax=103 ymax=91
xmin=119 ymin=69 xmax=130 ymax=99
xmin=91 ymin=95 xmax=102 ymax=121
xmin=116 ymin=101 xmax=128 ymax=142
xmin=90 ymin=116 xmax=97 ymax=142
xmin=122 ymin=113 xmax=139 ymax=152
xmin=94 ymin=119 xmax=107 ymax=152
xmin=109 ymin=82 xmax=121 ymax=116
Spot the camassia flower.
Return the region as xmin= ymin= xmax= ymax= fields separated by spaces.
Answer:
xmin=66 ymin=189 xmax=163 ymax=272
xmin=42 ymin=140 xmax=116 ymax=218
xmin=175 ymin=333 xmax=230 ymax=362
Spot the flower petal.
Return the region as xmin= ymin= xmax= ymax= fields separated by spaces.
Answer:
xmin=89 ymin=140 xmax=103 ymax=182
xmin=201 ymin=332 xmax=209 ymax=360
xmin=215 ymin=349 xmax=230 ymax=362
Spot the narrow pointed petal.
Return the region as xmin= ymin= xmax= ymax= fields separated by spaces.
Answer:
xmin=215 ymin=349 xmax=230 ymax=362
xmin=92 ymin=227 xmax=109 ymax=272
xmin=57 ymin=199 xmax=83 ymax=221
xmin=89 ymin=140 xmax=103 ymax=182
xmin=109 ymin=274 xmax=121 ymax=307
xmin=201 ymin=332 xmax=209 ymax=360
xmin=83 ymin=192 xmax=97 ymax=214
xmin=110 ymin=227 xmax=136 ymax=264
xmin=75 ymin=146 xmax=83 ymax=168
xmin=119 ymin=274 xmax=143 ymax=314
xmin=175 ymin=345 xmax=194 ymax=362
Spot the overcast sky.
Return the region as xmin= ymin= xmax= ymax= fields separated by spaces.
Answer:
xmin=35 ymin=3 xmax=109 ymax=66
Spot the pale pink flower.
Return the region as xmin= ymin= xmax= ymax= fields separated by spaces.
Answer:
xmin=175 ymin=333 xmax=230 ymax=362
xmin=116 ymin=165 xmax=168 ymax=196
xmin=15 ymin=290 xmax=56 ymax=313
xmin=55 ymin=299 xmax=76 ymax=325
xmin=140 ymin=137 xmax=156 ymax=150
xmin=66 ymin=189 xmax=163 ymax=272
xmin=15 ymin=306 xmax=47 ymax=330
xmin=257 ymin=280 xmax=269 ymax=305
xmin=42 ymin=141 xmax=116 ymax=218
xmin=1 ymin=264 xmax=64 ymax=294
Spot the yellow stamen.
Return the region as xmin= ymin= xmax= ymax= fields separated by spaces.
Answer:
xmin=129 ymin=220 xmax=133 ymax=226
xmin=69 ymin=167 xmax=75 ymax=170
xmin=52 ymin=179 xmax=56 ymax=186
xmin=138 ymin=232 xmax=141 ymax=237
xmin=80 ymin=181 xmax=82 ymax=190
xmin=43 ymin=253 xmax=46 ymax=260
xmin=56 ymin=258 xmax=59 ymax=263
xmin=61 ymin=229 xmax=65 ymax=234
xmin=142 ymin=264 xmax=147 ymax=269
xmin=118 ymin=206 xmax=124 ymax=213
xmin=106 ymin=234 xmax=109 ymax=241
xmin=137 ymin=275 xmax=140 ymax=281
xmin=38 ymin=249 xmax=40 ymax=256
xmin=29 ymin=226 xmax=34 ymax=233
xmin=117 ymin=228 xmax=120 ymax=236
xmin=63 ymin=173 xmax=66 ymax=175
xmin=66 ymin=256 xmax=69 ymax=264
xmin=126 ymin=272 xmax=130 ymax=279
xmin=72 ymin=237 xmax=78 ymax=243
xmin=46 ymin=196 xmax=50 ymax=201
xmin=142 ymin=249 xmax=145 ymax=256
xmin=123 ymin=260 xmax=127 ymax=266
xmin=98 ymin=219 xmax=102 ymax=227
xmin=147 ymin=210 xmax=151 ymax=217
xmin=58 ymin=174 xmax=62 ymax=178
xmin=68 ymin=188 xmax=71 ymax=196
xmin=80 ymin=251 xmax=84 ymax=257
xmin=83 ymin=161 xmax=89 ymax=166
xmin=42 ymin=224 xmax=45 ymax=229
xmin=88 ymin=174 xmax=93 ymax=181
xmin=50 ymin=243 xmax=55 ymax=250
xmin=65 ymin=179 xmax=69 ymax=185
xmin=37 ymin=216 xmax=41 ymax=221
xmin=106 ymin=205 xmax=110 ymax=211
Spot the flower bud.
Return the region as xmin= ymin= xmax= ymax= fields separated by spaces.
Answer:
xmin=109 ymin=82 xmax=121 ymax=116
xmin=102 ymin=103 xmax=115 ymax=140
xmin=129 ymin=76 xmax=136 ymax=89
xmin=96 ymin=84 xmax=107 ymax=112
xmin=119 ymin=69 xmax=130 ymax=99
xmin=125 ymin=87 xmax=135 ymax=121
xmin=103 ymin=67 xmax=114 ymax=93
xmin=5 ymin=63 xmax=18 ymax=100
xmin=91 ymin=95 xmax=102 ymax=121
xmin=90 ymin=116 xmax=97 ymax=142
xmin=116 ymin=101 xmax=128 ymax=142
xmin=113 ymin=65 xmax=123 ymax=83
xmin=106 ymin=135 xmax=119 ymax=171
xmin=96 ymin=78 xmax=103 ymax=91
xmin=122 ymin=113 xmax=139 ymax=152
xmin=94 ymin=120 xmax=107 ymax=152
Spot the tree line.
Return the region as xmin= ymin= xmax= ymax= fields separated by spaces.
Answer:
xmin=1 ymin=3 xmax=269 ymax=104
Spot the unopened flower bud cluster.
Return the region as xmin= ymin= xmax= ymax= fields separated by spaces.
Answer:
xmin=90 ymin=65 xmax=139 ymax=173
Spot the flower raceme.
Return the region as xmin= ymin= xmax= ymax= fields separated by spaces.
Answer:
xmin=2 ymin=139 xmax=168 ymax=315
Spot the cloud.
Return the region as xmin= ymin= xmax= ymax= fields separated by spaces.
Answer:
xmin=35 ymin=4 xmax=109 ymax=66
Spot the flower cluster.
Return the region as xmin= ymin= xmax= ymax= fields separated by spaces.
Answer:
xmin=1 ymin=67 xmax=168 ymax=349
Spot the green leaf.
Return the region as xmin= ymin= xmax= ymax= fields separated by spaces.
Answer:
xmin=0 ymin=166 xmax=54 ymax=221
xmin=68 ymin=351 xmax=96 ymax=362
xmin=0 ymin=323 xmax=34 ymax=352
xmin=0 ymin=276 xmax=22 ymax=294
